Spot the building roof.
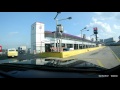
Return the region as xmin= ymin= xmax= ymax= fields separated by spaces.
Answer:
xmin=31 ymin=22 xmax=44 ymax=26
xmin=45 ymin=31 xmax=95 ymax=43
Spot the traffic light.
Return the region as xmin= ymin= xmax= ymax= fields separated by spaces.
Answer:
xmin=93 ymin=27 xmax=98 ymax=34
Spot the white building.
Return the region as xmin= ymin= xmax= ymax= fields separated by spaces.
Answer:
xmin=31 ymin=22 xmax=97 ymax=54
xmin=31 ymin=22 xmax=45 ymax=53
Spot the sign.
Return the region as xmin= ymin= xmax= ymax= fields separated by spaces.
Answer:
xmin=0 ymin=46 xmax=2 ymax=52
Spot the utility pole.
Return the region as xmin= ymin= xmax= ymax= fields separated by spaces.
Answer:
xmin=54 ymin=12 xmax=72 ymax=52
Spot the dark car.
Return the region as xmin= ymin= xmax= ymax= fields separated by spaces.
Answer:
xmin=63 ymin=48 xmax=69 ymax=51
xmin=19 ymin=50 xmax=25 ymax=54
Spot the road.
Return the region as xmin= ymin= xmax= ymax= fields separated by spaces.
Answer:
xmin=109 ymin=46 xmax=120 ymax=59
xmin=69 ymin=46 xmax=120 ymax=69
xmin=0 ymin=46 xmax=120 ymax=69
xmin=0 ymin=53 xmax=40 ymax=60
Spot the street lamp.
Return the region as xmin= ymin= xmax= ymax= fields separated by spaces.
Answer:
xmin=80 ymin=27 xmax=89 ymax=49
xmin=57 ymin=17 xmax=72 ymax=52
xmin=54 ymin=12 xmax=61 ymax=20
xmin=52 ymin=31 xmax=56 ymax=52
xmin=54 ymin=12 xmax=72 ymax=52
xmin=54 ymin=12 xmax=61 ymax=52
xmin=58 ymin=17 xmax=72 ymax=21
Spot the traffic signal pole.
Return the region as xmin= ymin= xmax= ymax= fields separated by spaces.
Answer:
xmin=96 ymin=34 xmax=97 ymax=42
xmin=93 ymin=27 xmax=98 ymax=47
xmin=96 ymin=34 xmax=98 ymax=46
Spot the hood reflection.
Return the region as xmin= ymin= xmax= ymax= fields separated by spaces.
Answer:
xmin=11 ymin=58 xmax=102 ymax=68
xmin=0 ymin=58 xmax=106 ymax=69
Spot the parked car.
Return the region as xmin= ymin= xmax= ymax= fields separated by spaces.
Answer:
xmin=63 ymin=48 xmax=69 ymax=51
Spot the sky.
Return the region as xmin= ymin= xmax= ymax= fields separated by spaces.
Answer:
xmin=0 ymin=12 xmax=120 ymax=49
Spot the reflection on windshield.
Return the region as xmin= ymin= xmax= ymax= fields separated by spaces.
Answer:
xmin=0 ymin=59 xmax=18 ymax=64
xmin=0 ymin=58 xmax=106 ymax=70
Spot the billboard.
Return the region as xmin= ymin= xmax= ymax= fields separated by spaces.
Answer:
xmin=0 ymin=45 xmax=2 ymax=52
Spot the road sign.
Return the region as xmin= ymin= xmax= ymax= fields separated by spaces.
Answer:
xmin=0 ymin=46 xmax=2 ymax=52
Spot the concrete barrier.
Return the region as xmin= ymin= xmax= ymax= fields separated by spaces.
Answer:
xmin=62 ymin=46 xmax=105 ymax=58
xmin=40 ymin=46 xmax=105 ymax=58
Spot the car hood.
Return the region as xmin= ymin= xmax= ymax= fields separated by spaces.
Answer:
xmin=0 ymin=58 xmax=114 ymax=78
xmin=0 ymin=58 xmax=106 ymax=70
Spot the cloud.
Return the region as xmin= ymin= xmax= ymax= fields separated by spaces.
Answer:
xmin=94 ymin=12 xmax=102 ymax=15
xmin=88 ymin=12 xmax=120 ymax=42
xmin=9 ymin=32 xmax=19 ymax=35
xmin=113 ymin=24 xmax=120 ymax=29
xmin=94 ymin=12 xmax=120 ymax=22
xmin=75 ymin=12 xmax=120 ymax=42
xmin=94 ymin=12 xmax=116 ymax=20
xmin=86 ymin=17 xmax=117 ymax=39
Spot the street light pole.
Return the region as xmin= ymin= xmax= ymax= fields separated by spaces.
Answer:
xmin=80 ymin=27 xmax=89 ymax=49
xmin=54 ymin=12 xmax=60 ymax=52
xmin=52 ymin=31 xmax=56 ymax=52
xmin=56 ymin=19 xmax=59 ymax=52
xmin=54 ymin=12 xmax=72 ymax=52
xmin=81 ymin=30 xmax=83 ymax=49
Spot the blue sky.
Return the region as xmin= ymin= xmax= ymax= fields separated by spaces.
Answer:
xmin=0 ymin=12 xmax=120 ymax=49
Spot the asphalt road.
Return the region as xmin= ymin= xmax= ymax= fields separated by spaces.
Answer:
xmin=69 ymin=46 xmax=120 ymax=69
xmin=0 ymin=53 xmax=41 ymax=60
xmin=109 ymin=46 xmax=120 ymax=59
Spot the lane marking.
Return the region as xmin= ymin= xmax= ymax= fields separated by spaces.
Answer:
xmin=97 ymin=60 xmax=104 ymax=67
xmin=109 ymin=48 xmax=120 ymax=62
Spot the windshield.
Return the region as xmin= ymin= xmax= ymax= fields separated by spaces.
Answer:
xmin=0 ymin=12 xmax=120 ymax=78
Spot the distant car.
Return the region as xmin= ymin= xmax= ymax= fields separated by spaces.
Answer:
xmin=7 ymin=48 xmax=18 ymax=57
xmin=19 ymin=50 xmax=25 ymax=54
xmin=63 ymin=48 xmax=69 ymax=51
